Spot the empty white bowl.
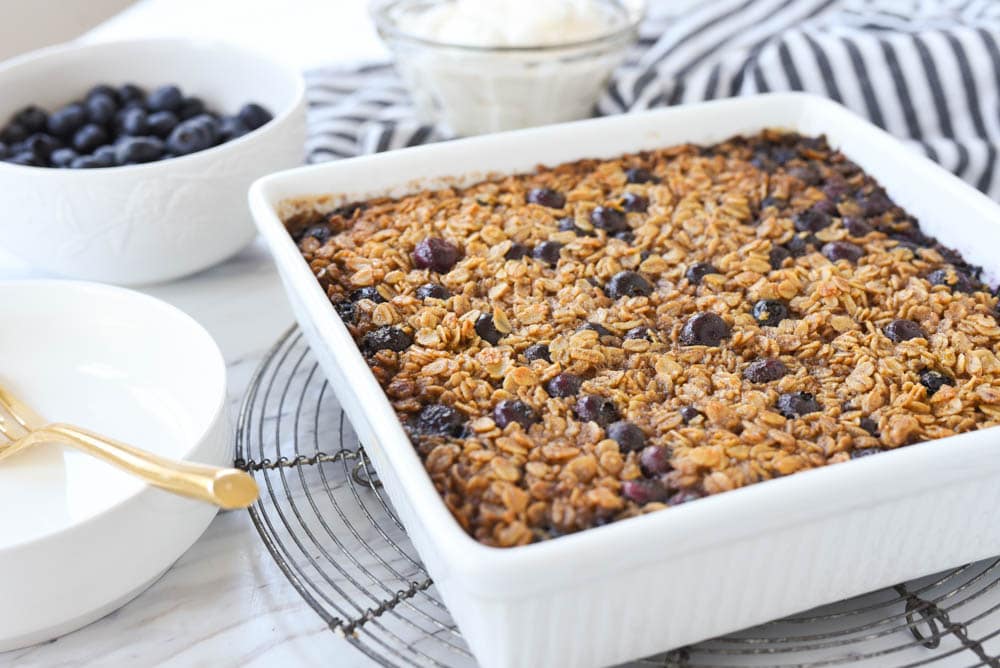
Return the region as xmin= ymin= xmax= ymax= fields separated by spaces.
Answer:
xmin=0 ymin=280 xmax=228 ymax=651
xmin=0 ymin=38 xmax=307 ymax=285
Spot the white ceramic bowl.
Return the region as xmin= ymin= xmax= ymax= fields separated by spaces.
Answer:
xmin=251 ymin=93 xmax=1000 ymax=668
xmin=0 ymin=280 xmax=228 ymax=651
xmin=0 ymin=38 xmax=307 ymax=285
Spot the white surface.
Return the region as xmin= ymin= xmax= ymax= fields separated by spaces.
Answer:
xmin=0 ymin=38 xmax=307 ymax=285
xmin=0 ymin=280 xmax=228 ymax=651
xmin=251 ymin=93 xmax=1000 ymax=668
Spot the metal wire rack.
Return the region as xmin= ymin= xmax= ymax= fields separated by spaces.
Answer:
xmin=236 ymin=327 xmax=1000 ymax=667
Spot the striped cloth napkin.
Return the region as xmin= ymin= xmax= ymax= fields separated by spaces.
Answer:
xmin=304 ymin=0 xmax=1000 ymax=199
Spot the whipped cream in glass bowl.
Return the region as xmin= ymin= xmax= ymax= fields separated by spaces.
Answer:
xmin=373 ymin=0 xmax=641 ymax=136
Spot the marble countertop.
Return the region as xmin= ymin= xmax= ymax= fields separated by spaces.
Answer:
xmin=2 ymin=1 xmax=387 ymax=666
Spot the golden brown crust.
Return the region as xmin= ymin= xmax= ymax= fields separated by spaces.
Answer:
xmin=288 ymin=130 xmax=1000 ymax=547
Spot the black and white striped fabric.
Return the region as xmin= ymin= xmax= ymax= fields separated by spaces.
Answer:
xmin=304 ymin=0 xmax=1000 ymax=199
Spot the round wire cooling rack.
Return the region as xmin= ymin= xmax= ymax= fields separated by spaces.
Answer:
xmin=236 ymin=327 xmax=1000 ymax=668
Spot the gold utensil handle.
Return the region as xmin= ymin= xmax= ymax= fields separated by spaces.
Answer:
xmin=36 ymin=423 xmax=258 ymax=510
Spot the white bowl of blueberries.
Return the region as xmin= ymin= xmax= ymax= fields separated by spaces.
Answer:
xmin=0 ymin=38 xmax=306 ymax=285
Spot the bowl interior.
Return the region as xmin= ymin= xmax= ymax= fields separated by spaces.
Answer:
xmin=0 ymin=38 xmax=301 ymax=130
xmin=0 ymin=281 xmax=225 ymax=548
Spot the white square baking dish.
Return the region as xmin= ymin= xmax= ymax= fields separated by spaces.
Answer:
xmin=249 ymin=92 xmax=1000 ymax=668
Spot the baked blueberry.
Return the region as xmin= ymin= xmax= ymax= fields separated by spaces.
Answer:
xmin=681 ymin=406 xmax=702 ymax=423
xmin=622 ymin=479 xmax=668 ymax=504
xmin=760 ymin=196 xmax=787 ymax=211
xmin=919 ymin=370 xmax=955 ymax=396
xmin=928 ymin=268 xmax=975 ymax=293
xmin=843 ymin=217 xmax=872 ymax=237
xmin=590 ymin=206 xmax=628 ymax=233
xmin=786 ymin=233 xmax=818 ymax=257
xmin=793 ymin=209 xmax=833 ymax=233
xmin=532 ymin=240 xmax=563 ymax=266
xmin=859 ymin=416 xmax=879 ymax=436
xmin=769 ymin=245 xmax=792 ymax=269
xmin=147 ymin=85 xmax=183 ymax=113
xmin=607 ymin=421 xmax=645 ymax=452
xmin=493 ymin=399 xmax=538 ymax=429
xmin=743 ymin=358 xmax=788 ymax=383
xmin=624 ymin=326 xmax=653 ymax=341
xmin=605 ymin=271 xmax=653 ymax=299
xmin=72 ymin=124 xmax=108 ymax=154
xmin=822 ymin=241 xmax=864 ymax=264
xmin=884 ymin=319 xmax=925 ymax=343
xmin=625 ymin=167 xmax=656 ymax=183
xmin=668 ymin=490 xmax=703 ymax=506
xmin=579 ymin=322 xmax=614 ymax=337
xmin=851 ymin=447 xmax=884 ymax=459
xmin=238 ymin=103 xmax=273 ymax=130
xmin=679 ymin=312 xmax=730 ymax=346
xmin=505 ymin=242 xmax=530 ymax=260
xmin=475 ymin=313 xmax=503 ymax=345
xmin=788 ymin=164 xmax=821 ymax=186
xmin=115 ymin=136 xmax=163 ymax=164
xmin=856 ymin=188 xmax=893 ymax=217
xmin=46 ymin=104 xmax=87 ymax=138
xmin=146 ymin=111 xmax=179 ymax=138
xmin=412 ymin=404 xmax=464 ymax=437
xmin=685 ymin=262 xmax=718 ymax=285
xmin=545 ymin=372 xmax=582 ymax=397
xmin=639 ymin=445 xmax=672 ymax=476
xmin=350 ymin=286 xmax=384 ymax=303
xmin=557 ymin=217 xmax=589 ymax=235
xmin=523 ymin=343 xmax=551 ymax=362
xmin=334 ymin=300 xmax=356 ymax=323
xmin=301 ymin=224 xmax=331 ymax=243
xmin=776 ymin=391 xmax=820 ymax=418
xmin=574 ymin=395 xmax=620 ymax=427
xmin=413 ymin=237 xmax=462 ymax=273
xmin=415 ymin=283 xmax=450 ymax=300
xmin=621 ymin=192 xmax=649 ymax=213
xmin=361 ymin=326 xmax=412 ymax=354
xmin=752 ymin=299 xmax=789 ymax=327
xmin=527 ymin=187 xmax=565 ymax=209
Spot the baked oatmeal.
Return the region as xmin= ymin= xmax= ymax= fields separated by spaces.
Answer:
xmin=286 ymin=130 xmax=1000 ymax=547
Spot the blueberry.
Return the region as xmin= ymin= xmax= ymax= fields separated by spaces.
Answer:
xmin=639 ymin=445 xmax=672 ymax=476
xmin=928 ymin=268 xmax=975 ymax=293
xmin=884 ymin=319 xmax=925 ymax=343
xmin=606 ymin=421 xmax=645 ymax=452
xmin=776 ymin=392 xmax=820 ymax=418
xmin=475 ymin=313 xmax=503 ymax=345
xmin=624 ymin=326 xmax=652 ymax=341
xmin=859 ymin=417 xmax=879 ymax=436
xmin=115 ymin=136 xmax=163 ymax=164
xmin=47 ymin=104 xmax=87 ymax=138
xmin=146 ymin=111 xmax=179 ymax=138
xmin=621 ymin=192 xmax=649 ymax=213
xmin=919 ymin=370 xmax=954 ymax=396
xmin=119 ymin=108 xmax=149 ymax=136
xmin=50 ymin=147 xmax=77 ymax=167
xmin=578 ymin=322 xmax=614 ymax=337
xmin=166 ymin=115 xmax=219 ymax=155
xmin=822 ymin=241 xmax=864 ymax=264
xmin=769 ymin=245 xmax=792 ymax=270
xmin=685 ymin=262 xmax=718 ymax=285
xmin=505 ymin=242 xmax=530 ymax=260
xmin=237 ymin=102 xmax=273 ymax=131
xmin=1 ymin=122 xmax=28 ymax=144
xmin=86 ymin=85 xmax=118 ymax=103
xmin=177 ymin=97 xmax=206 ymax=121
xmin=361 ymin=326 xmax=411 ymax=354
xmin=574 ymin=395 xmax=620 ymax=427
xmin=69 ymin=155 xmax=102 ymax=169
xmin=527 ymin=187 xmax=565 ymax=209
xmin=523 ymin=343 xmax=551 ymax=362
xmin=86 ymin=94 xmax=117 ymax=125
xmin=843 ymin=217 xmax=872 ymax=237
xmin=793 ymin=209 xmax=833 ymax=233
xmin=752 ymin=299 xmax=790 ymax=326
xmin=622 ymin=479 xmax=668 ymax=505
xmin=743 ymin=358 xmax=788 ymax=383
xmin=91 ymin=145 xmax=116 ymax=167
xmin=349 ymin=286 xmax=384 ymax=303
xmin=625 ymin=167 xmax=656 ymax=184
xmin=416 ymin=283 xmax=450 ymax=300
xmin=24 ymin=133 xmax=60 ymax=161
xmin=412 ymin=404 xmax=464 ymax=437
xmin=72 ymin=124 xmax=108 ymax=154
xmin=13 ymin=105 xmax=47 ymax=133
xmin=679 ymin=312 xmax=730 ymax=346
xmin=680 ymin=406 xmax=702 ymax=423
xmin=545 ymin=372 xmax=582 ymax=397
xmin=145 ymin=85 xmax=183 ymax=113
xmin=590 ymin=206 xmax=628 ymax=233
xmin=219 ymin=116 xmax=250 ymax=141
xmin=0 ymin=140 xmax=7 ymax=158
xmin=334 ymin=300 xmax=356 ymax=323
xmin=605 ymin=270 xmax=653 ymax=299
xmin=493 ymin=399 xmax=538 ymax=429
xmin=413 ymin=237 xmax=462 ymax=273
xmin=532 ymin=240 xmax=563 ymax=266
xmin=7 ymin=151 xmax=39 ymax=166
xmin=117 ymin=83 xmax=145 ymax=105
